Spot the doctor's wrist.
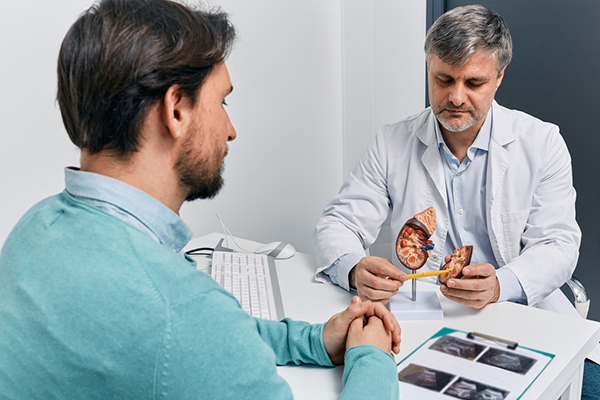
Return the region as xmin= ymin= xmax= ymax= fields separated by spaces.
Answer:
xmin=349 ymin=266 xmax=357 ymax=289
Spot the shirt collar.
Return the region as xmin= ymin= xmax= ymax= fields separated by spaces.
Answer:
xmin=64 ymin=167 xmax=193 ymax=253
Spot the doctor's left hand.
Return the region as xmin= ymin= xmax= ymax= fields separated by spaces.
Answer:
xmin=439 ymin=262 xmax=500 ymax=309
xmin=322 ymin=296 xmax=401 ymax=364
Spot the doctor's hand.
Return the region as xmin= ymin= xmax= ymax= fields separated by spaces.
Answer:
xmin=322 ymin=296 xmax=401 ymax=364
xmin=439 ymin=261 xmax=500 ymax=309
xmin=349 ymin=256 xmax=408 ymax=303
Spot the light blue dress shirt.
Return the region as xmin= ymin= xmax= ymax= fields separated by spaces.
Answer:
xmin=326 ymin=109 xmax=526 ymax=303
xmin=434 ymin=109 xmax=525 ymax=303
xmin=64 ymin=167 xmax=193 ymax=255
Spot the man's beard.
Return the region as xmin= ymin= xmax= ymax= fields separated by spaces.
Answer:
xmin=433 ymin=103 xmax=486 ymax=133
xmin=175 ymin=133 xmax=225 ymax=202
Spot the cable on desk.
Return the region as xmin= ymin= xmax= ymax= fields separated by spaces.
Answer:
xmin=215 ymin=213 xmax=253 ymax=253
xmin=185 ymin=247 xmax=214 ymax=256
xmin=185 ymin=214 xmax=253 ymax=257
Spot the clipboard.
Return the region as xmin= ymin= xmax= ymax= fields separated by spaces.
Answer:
xmin=396 ymin=327 xmax=554 ymax=400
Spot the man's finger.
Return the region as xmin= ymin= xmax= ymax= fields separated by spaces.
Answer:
xmin=358 ymin=284 xmax=397 ymax=303
xmin=365 ymin=303 xmax=401 ymax=350
xmin=359 ymin=277 xmax=401 ymax=296
xmin=348 ymin=315 xmax=365 ymax=334
xmin=461 ymin=263 xmax=495 ymax=278
xmin=361 ymin=257 xmax=407 ymax=282
xmin=337 ymin=296 xmax=371 ymax=324
xmin=381 ymin=266 xmax=407 ymax=283
xmin=445 ymin=275 xmax=494 ymax=291
xmin=369 ymin=303 xmax=399 ymax=332
xmin=358 ymin=272 xmax=402 ymax=292
xmin=365 ymin=315 xmax=385 ymax=329
xmin=442 ymin=292 xmax=488 ymax=309
xmin=358 ymin=263 xmax=402 ymax=288
xmin=441 ymin=285 xmax=484 ymax=300
xmin=441 ymin=276 xmax=500 ymax=309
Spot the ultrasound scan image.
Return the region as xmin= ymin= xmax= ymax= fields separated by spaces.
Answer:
xmin=477 ymin=348 xmax=537 ymax=375
xmin=444 ymin=378 xmax=509 ymax=400
xmin=398 ymin=364 xmax=455 ymax=392
xmin=429 ymin=336 xmax=486 ymax=360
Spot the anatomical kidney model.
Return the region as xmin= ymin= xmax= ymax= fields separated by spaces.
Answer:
xmin=396 ymin=207 xmax=436 ymax=302
xmin=439 ymin=245 xmax=473 ymax=285
xmin=396 ymin=207 xmax=436 ymax=271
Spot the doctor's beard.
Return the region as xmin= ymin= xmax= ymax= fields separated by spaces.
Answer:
xmin=433 ymin=103 xmax=487 ymax=133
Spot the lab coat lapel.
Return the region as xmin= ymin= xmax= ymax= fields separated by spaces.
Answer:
xmin=417 ymin=112 xmax=447 ymax=208
xmin=486 ymin=101 xmax=516 ymax=266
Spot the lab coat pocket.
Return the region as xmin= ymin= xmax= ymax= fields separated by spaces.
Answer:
xmin=500 ymin=209 xmax=529 ymax=260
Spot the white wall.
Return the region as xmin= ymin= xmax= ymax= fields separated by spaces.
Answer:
xmin=0 ymin=1 xmax=88 ymax=246
xmin=342 ymin=1 xmax=426 ymax=179
xmin=0 ymin=0 xmax=425 ymax=256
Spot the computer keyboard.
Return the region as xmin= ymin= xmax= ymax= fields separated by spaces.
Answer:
xmin=211 ymin=251 xmax=284 ymax=321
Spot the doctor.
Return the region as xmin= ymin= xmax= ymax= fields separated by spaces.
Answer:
xmin=316 ymin=4 xmax=580 ymax=310
xmin=315 ymin=5 xmax=600 ymax=394
xmin=314 ymin=5 xmax=600 ymax=395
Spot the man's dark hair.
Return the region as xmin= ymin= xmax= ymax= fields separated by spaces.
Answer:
xmin=57 ymin=0 xmax=236 ymax=155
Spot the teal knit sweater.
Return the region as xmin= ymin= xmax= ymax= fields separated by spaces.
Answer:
xmin=0 ymin=192 xmax=398 ymax=399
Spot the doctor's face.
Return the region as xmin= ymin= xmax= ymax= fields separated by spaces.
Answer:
xmin=428 ymin=50 xmax=505 ymax=136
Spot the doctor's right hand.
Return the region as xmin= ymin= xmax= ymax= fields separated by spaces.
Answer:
xmin=349 ymin=256 xmax=407 ymax=303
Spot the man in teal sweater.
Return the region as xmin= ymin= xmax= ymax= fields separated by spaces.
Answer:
xmin=0 ymin=0 xmax=402 ymax=398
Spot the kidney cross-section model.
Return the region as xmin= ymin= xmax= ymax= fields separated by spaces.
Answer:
xmin=438 ymin=245 xmax=473 ymax=284
xmin=396 ymin=207 xmax=436 ymax=271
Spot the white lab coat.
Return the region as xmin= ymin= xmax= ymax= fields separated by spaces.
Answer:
xmin=315 ymin=101 xmax=582 ymax=315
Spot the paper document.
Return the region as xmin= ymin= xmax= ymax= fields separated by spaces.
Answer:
xmin=397 ymin=327 xmax=553 ymax=399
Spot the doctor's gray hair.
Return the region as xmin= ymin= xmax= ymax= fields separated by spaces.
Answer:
xmin=424 ymin=4 xmax=512 ymax=74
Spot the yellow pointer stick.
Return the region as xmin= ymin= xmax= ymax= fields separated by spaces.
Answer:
xmin=406 ymin=269 xmax=450 ymax=280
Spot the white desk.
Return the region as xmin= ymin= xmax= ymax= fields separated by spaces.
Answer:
xmin=186 ymin=233 xmax=600 ymax=400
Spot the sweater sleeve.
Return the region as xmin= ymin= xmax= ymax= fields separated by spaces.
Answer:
xmin=256 ymin=318 xmax=334 ymax=367
xmin=340 ymin=345 xmax=399 ymax=400
xmin=256 ymin=318 xmax=398 ymax=399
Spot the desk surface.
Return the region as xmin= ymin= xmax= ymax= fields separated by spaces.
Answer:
xmin=187 ymin=233 xmax=600 ymax=400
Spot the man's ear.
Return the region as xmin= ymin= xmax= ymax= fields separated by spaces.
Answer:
xmin=162 ymin=85 xmax=192 ymax=140
xmin=495 ymin=66 xmax=507 ymax=89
